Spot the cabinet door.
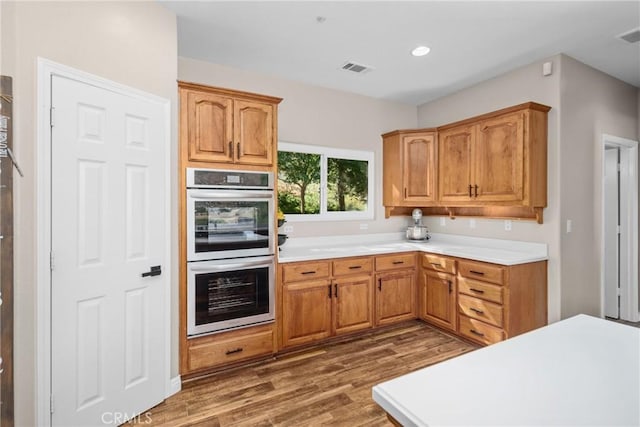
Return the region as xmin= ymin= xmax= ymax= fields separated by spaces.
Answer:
xmin=334 ymin=275 xmax=374 ymax=335
xmin=375 ymin=271 xmax=416 ymax=326
xmin=402 ymin=134 xmax=436 ymax=203
xmin=438 ymin=125 xmax=475 ymax=202
xmin=234 ymin=99 xmax=274 ymax=166
xmin=186 ymin=91 xmax=234 ymax=163
xmin=474 ymin=112 xmax=524 ymax=202
xmin=282 ymin=280 xmax=332 ymax=348
xmin=421 ymin=270 xmax=457 ymax=331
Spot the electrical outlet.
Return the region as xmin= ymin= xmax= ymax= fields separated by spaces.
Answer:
xmin=283 ymin=225 xmax=294 ymax=233
xmin=469 ymin=219 xmax=476 ymax=229
xmin=439 ymin=217 xmax=446 ymax=227
xmin=504 ymin=220 xmax=512 ymax=231
xmin=359 ymin=223 xmax=368 ymax=230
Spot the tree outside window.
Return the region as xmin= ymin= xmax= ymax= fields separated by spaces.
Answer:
xmin=277 ymin=143 xmax=374 ymax=221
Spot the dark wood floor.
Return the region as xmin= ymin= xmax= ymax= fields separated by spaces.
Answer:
xmin=140 ymin=321 xmax=476 ymax=426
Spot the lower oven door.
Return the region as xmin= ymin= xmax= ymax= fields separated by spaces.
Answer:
xmin=187 ymin=255 xmax=275 ymax=337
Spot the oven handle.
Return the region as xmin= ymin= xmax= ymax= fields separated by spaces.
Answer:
xmin=188 ymin=190 xmax=273 ymax=199
xmin=189 ymin=259 xmax=273 ymax=272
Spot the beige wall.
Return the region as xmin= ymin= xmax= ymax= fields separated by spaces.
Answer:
xmin=179 ymin=56 xmax=418 ymax=236
xmin=417 ymin=55 xmax=563 ymax=322
xmin=559 ymin=55 xmax=638 ymax=318
xmin=2 ymin=2 xmax=178 ymax=425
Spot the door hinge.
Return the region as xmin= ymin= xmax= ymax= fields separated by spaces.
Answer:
xmin=50 ymin=107 xmax=55 ymax=128
xmin=617 ymin=163 xmax=621 ymax=172
xmin=50 ymin=394 xmax=55 ymax=414
xmin=50 ymin=251 xmax=55 ymax=271
xmin=617 ymin=225 xmax=621 ymax=235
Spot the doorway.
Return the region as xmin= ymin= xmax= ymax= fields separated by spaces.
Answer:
xmin=37 ymin=59 xmax=173 ymax=426
xmin=601 ymin=134 xmax=639 ymax=322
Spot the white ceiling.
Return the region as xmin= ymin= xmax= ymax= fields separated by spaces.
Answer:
xmin=161 ymin=1 xmax=640 ymax=106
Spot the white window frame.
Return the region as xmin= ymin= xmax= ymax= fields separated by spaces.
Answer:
xmin=278 ymin=142 xmax=375 ymax=221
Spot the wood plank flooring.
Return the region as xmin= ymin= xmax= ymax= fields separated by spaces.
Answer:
xmin=139 ymin=321 xmax=476 ymax=426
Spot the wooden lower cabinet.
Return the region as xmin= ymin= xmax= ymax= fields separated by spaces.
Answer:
xmin=419 ymin=254 xmax=457 ymax=332
xmin=375 ymin=270 xmax=416 ymax=326
xmin=186 ymin=323 xmax=274 ymax=373
xmin=280 ymin=258 xmax=375 ymax=349
xmin=334 ymin=274 xmax=374 ymax=335
xmin=456 ymin=259 xmax=547 ymax=346
xmin=281 ymin=279 xmax=333 ymax=348
xmin=420 ymin=269 xmax=457 ymax=331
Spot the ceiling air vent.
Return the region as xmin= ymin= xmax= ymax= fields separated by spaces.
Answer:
xmin=341 ymin=61 xmax=373 ymax=74
xmin=618 ymin=28 xmax=640 ymax=44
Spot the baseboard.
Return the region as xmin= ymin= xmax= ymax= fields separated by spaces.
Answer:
xmin=168 ymin=375 xmax=182 ymax=397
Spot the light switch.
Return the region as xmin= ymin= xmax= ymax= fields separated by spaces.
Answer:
xmin=566 ymin=219 xmax=572 ymax=233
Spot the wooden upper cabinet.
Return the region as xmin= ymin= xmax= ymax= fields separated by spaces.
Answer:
xmin=179 ymin=82 xmax=282 ymax=168
xmin=234 ymin=100 xmax=274 ymax=166
xmin=474 ymin=112 xmax=525 ymax=202
xmin=437 ymin=103 xmax=549 ymax=207
xmin=438 ymin=125 xmax=474 ymax=203
xmin=383 ymin=130 xmax=437 ymax=207
xmin=187 ymin=91 xmax=234 ymax=163
xmin=403 ymin=134 xmax=437 ymax=202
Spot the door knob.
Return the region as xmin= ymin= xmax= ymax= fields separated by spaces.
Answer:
xmin=141 ymin=265 xmax=162 ymax=278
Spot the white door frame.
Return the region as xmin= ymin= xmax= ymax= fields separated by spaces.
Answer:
xmin=600 ymin=133 xmax=639 ymax=322
xmin=36 ymin=58 xmax=177 ymax=426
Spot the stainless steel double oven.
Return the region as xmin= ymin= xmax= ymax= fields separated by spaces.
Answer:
xmin=186 ymin=168 xmax=275 ymax=337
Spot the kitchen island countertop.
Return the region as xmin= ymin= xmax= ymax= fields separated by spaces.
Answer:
xmin=372 ymin=314 xmax=640 ymax=427
xmin=277 ymin=232 xmax=547 ymax=266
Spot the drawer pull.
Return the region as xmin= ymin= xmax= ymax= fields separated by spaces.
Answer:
xmin=392 ymin=261 xmax=404 ymax=265
xmin=430 ymin=263 xmax=442 ymax=268
xmin=348 ymin=265 xmax=362 ymax=270
xmin=301 ymin=270 xmax=316 ymax=275
xmin=470 ymin=329 xmax=484 ymax=337
xmin=225 ymin=347 xmax=244 ymax=355
xmin=470 ymin=307 xmax=484 ymax=315
xmin=469 ymin=288 xmax=485 ymax=294
xmin=469 ymin=270 xmax=485 ymax=276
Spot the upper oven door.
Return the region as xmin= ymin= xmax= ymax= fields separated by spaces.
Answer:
xmin=187 ymin=189 xmax=275 ymax=261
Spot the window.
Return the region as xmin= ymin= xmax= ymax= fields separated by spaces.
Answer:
xmin=277 ymin=142 xmax=374 ymax=221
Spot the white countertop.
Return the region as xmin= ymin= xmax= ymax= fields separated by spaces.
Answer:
xmin=372 ymin=314 xmax=640 ymax=426
xmin=277 ymin=232 xmax=547 ymax=266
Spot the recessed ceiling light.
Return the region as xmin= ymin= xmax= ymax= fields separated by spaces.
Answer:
xmin=411 ymin=46 xmax=431 ymax=57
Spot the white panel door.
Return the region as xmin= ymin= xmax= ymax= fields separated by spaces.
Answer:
xmin=604 ymin=148 xmax=619 ymax=319
xmin=51 ymin=75 xmax=166 ymax=426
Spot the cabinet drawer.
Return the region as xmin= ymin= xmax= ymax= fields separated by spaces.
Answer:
xmin=458 ymin=260 xmax=505 ymax=285
xmin=458 ymin=277 xmax=503 ymax=304
xmin=188 ymin=329 xmax=273 ymax=371
xmin=459 ymin=315 xmax=504 ymax=346
xmin=282 ymin=261 xmax=330 ymax=282
xmin=458 ymin=294 xmax=503 ymax=327
xmin=333 ymin=257 xmax=373 ymax=276
xmin=421 ymin=254 xmax=456 ymax=274
xmin=375 ymin=253 xmax=415 ymax=271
